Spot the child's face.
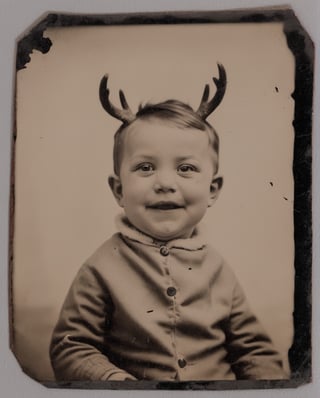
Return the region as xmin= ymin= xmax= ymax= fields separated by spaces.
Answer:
xmin=109 ymin=119 xmax=222 ymax=241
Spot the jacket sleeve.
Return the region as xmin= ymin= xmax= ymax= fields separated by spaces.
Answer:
xmin=224 ymin=278 xmax=289 ymax=380
xmin=50 ymin=264 xmax=137 ymax=381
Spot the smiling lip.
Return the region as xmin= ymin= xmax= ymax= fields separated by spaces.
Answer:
xmin=147 ymin=201 xmax=184 ymax=210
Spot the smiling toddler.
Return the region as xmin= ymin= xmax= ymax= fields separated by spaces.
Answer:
xmin=50 ymin=66 xmax=287 ymax=382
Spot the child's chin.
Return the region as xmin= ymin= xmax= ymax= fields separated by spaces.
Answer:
xmin=148 ymin=226 xmax=191 ymax=241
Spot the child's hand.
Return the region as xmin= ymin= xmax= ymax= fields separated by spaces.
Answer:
xmin=107 ymin=371 xmax=137 ymax=381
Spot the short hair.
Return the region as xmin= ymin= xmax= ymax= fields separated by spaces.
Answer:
xmin=112 ymin=100 xmax=220 ymax=176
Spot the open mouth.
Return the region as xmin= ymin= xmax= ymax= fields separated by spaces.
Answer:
xmin=147 ymin=202 xmax=183 ymax=210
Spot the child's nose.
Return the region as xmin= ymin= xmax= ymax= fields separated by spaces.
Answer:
xmin=153 ymin=170 xmax=177 ymax=193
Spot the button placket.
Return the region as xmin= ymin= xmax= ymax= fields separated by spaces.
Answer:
xmin=162 ymin=249 xmax=177 ymax=298
xmin=159 ymin=242 xmax=180 ymax=367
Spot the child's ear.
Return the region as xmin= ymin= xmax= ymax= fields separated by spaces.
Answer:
xmin=108 ymin=174 xmax=124 ymax=207
xmin=208 ymin=176 xmax=223 ymax=207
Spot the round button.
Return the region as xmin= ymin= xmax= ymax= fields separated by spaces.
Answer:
xmin=166 ymin=286 xmax=176 ymax=297
xmin=178 ymin=359 xmax=187 ymax=368
xmin=160 ymin=246 xmax=169 ymax=256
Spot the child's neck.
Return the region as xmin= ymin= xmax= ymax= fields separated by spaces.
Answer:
xmin=118 ymin=215 xmax=195 ymax=244
xmin=136 ymin=226 xmax=195 ymax=245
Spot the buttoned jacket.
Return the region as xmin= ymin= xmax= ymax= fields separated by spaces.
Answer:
xmin=50 ymin=217 xmax=287 ymax=381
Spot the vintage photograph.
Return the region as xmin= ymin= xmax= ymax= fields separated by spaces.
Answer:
xmin=10 ymin=9 xmax=312 ymax=389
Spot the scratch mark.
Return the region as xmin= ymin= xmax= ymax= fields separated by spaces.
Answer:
xmin=275 ymin=86 xmax=279 ymax=92
xmin=283 ymin=197 xmax=288 ymax=201
xmin=147 ymin=310 xmax=154 ymax=313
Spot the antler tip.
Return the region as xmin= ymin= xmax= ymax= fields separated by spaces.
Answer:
xmin=99 ymin=74 xmax=110 ymax=92
xmin=216 ymin=63 xmax=226 ymax=79
xmin=99 ymin=74 xmax=134 ymax=123
xmin=196 ymin=63 xmax=227 ymax=120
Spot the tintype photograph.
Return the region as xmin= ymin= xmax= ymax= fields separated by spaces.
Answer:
xmin=10 ymin=7 xmax=312 ymax=390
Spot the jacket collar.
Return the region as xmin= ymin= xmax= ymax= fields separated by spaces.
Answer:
xmin=116 ymin=214 xmax=207 ymax=251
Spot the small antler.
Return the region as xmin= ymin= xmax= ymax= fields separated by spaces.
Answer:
xmin=196 ymin=63 xmax=227 ymax=120
xmin=99 ymin=74 xmax=135 ymax=125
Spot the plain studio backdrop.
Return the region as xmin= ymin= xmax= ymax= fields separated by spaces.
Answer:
xmin=13 ymin=22 xmax=294 ymax=381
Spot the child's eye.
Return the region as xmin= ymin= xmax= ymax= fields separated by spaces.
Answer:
xmin=177 ymin=164 xmax=198 ymax=174
xmin=135 ymin=162 xmax=155 ymax=174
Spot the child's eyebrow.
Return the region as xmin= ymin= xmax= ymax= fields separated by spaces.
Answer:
xmin=129 ymin=155 xmax=201 ymax=163
xmin=130 ymin=155 xmax=155 ymax=162
xmin=175 ymin=156 xmax=199 ymax=162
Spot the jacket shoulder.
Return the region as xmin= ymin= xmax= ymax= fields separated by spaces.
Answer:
xmin=82 ymin=233 xmax=124 ymax=272
xmin=205 ymin=244 xmax=239 ymax=284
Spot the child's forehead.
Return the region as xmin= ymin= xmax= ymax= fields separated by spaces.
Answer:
xmin=125 ymin=121 xmax=202 ymax=148
xmin=125 ymin=118 xmax=209 ymax=142
xmin=121 ymin=119 xmax=218 ymax=160
xmin=128 ymin=117 xmax=193 ymax=130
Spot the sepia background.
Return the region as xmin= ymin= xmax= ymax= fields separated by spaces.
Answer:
xmin=13 ymin=22 xmax=295 ymax=381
